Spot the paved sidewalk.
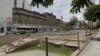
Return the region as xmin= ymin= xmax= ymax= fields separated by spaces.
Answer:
xmin=4 ymin=50 xmax=61 ymax=56
xmin=78 ymin=31 xmax=100 ymax=56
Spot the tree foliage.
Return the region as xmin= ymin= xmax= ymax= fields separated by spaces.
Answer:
xmin=31 ymin=0 xmax=53 ymax=8
xmin=65 ymin=22 xmax=74 ymax=30
xmin=70 ymin=16 xmax=79 ymax=25
xmin=70 ymin=0 xmax=93 ymax=13
xmin=30 ymin=0 xmax=95 ymax=14
xmin=96 ymin=22 xmax=100 ymax=28
xmin=84 ymin=4 xmax=100 ymax=22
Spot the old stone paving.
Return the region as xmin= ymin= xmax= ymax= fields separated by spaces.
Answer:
xmin=0 ymin=30 xmax=95 ymax=56
xmin=78 ymin=31 xmax=100 ymax=56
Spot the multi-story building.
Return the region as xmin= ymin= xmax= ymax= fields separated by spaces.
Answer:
xmin=0 ymin=0 xmax=32 ymax=36
xmin=0 ymin=0 xmax=63 ymax=35
xmin=13 ymin=8 xmax=62 ymax=32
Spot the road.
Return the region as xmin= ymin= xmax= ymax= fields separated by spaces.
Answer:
xmin=4 ymin=50 xmax=61 ymax=56
xmin=78 ymin=31 xmax=100 ymax=56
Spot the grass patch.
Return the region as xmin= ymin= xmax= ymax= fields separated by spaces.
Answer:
xmin=19 ymin=44 xmax=74 ymax=56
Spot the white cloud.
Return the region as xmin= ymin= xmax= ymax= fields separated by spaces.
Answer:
xmin=95 ymin=0 xmax=99 ymax=4
xmin=27 ymin=0 xmax=32 ymax=3
xmin=27 ymin=0 xmax=71 ymax=22
xmin=27 ymin=0 xmax=95 ymax=22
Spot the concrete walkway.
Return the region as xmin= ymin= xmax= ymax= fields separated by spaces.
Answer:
xmin=78 ymin=31 xmax=100 ymax=56
xmin=4 ymin=50 xmax=61 ymax=56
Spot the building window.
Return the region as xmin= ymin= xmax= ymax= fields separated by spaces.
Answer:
xmin=0 ymin=27 xmax=4 ymax=33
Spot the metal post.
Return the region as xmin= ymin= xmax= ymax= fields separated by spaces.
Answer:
xmin=86 ymin=27 xmax=88 ymax=41
xmin=78 ymin=32 xmax=80 ymax=50
xmin=90 ymin=21 xmax=92 ymax=40
xmin=89 ymin=28 xmax=91 ymax=40
xmin=45 ymin=37 xmax=48 ymax=56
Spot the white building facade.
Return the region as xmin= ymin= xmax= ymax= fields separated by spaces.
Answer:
xmin=0 ymin=0 xmax=32 ymax=36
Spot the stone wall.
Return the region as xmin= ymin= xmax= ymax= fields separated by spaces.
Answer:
xmin=0 ymin=35 xmax=30 ymax=46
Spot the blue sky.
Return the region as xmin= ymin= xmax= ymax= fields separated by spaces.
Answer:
xmin=27 ymin=0 xmax=99 ymax=22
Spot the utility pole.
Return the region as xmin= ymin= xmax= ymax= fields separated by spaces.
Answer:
xmin=45 ymin=37 xmax=48 ymax=56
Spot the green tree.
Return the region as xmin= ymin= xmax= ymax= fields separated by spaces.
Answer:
xmin=70 ymin=16 xmax=78 ymax=25
xmin=96 ymin=22 xmax=100 ymax=28
xmin=69 ymin=16 xmax=79 ymax=29
xmin=84 ymin=4 xmax=100 ymax=22
xmin=70 ymin=0 xmax=93 ymax=13
xmin=62 ymin=16 xmax=79 ymax=31
xmin=64 ymin=22 xmax=74 ymax=30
